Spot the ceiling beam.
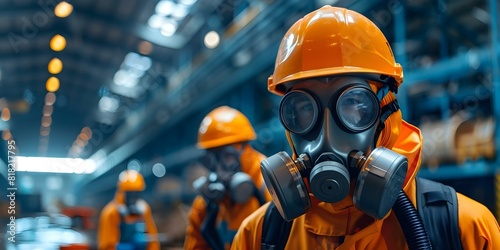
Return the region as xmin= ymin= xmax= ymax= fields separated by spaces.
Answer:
xmin=75 ymin=0 xmax=312 ymax=190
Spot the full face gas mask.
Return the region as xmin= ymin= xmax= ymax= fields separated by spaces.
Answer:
xmin=193 ymin=145 xmax=255 ymax=204
xmin=119 ymin=191 xmax=145 ymax=216
xmin=261 ymin=77 xmax=408 ymax=221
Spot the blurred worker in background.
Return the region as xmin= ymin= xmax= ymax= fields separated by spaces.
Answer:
xmin=232 ymin=5 xmax=500 ymax=250
xmin=98 ymin=170 xmax=160 ymax=250
xmin=184 ymin=106 xmax=271 ymax=250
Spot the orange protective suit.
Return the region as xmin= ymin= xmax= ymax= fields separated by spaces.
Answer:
xmin=231 ymin=121 xmax=500 ymax=249
xmin=97 ymin=171 xmax=160 ymax=250
xmin=184 ymin=144 xmax=272 ymax=249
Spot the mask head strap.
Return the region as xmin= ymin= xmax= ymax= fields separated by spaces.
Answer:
xmin=376 ymin=85 xmax=390 ymax=102
xmin=376 ymin=75 xmax=398 ymax=94
xmin=374 ymin=99 xmax=400 ymax=145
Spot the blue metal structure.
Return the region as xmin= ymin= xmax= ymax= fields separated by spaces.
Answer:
xmin=489 ymin=0 xmax=500 ymax=176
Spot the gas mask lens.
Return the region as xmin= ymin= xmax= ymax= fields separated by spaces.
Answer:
xmin=279 ymin=90 xmax=318 ymax=134
xmin=337 ymin=87 xmax=378 ymax=132
xmin=201 ymin=152 xmax=217 ymax=172
xmin=202 ymin=145 xmax=242 ymax=183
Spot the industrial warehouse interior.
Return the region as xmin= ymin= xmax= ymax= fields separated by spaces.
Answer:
xmin=1 ymin=0 xmax=499 ymax=249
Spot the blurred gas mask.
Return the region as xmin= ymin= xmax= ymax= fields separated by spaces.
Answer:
xmin=193 ymin=145 xmax=254 ymax=204
xmin=261 ymin=77 xmax=407 ymax=221
xmin=123 ymin=191 xmax=144 ymax=215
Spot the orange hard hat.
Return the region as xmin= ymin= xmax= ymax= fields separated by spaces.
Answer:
xmin=197 ymin=106 xmax=256 ymax=149
xmin=268 ymin=5 xmax=403 ymax=96
xmin=272 ymin=6 xmax=404 ymax=150
xmin=117 ymin=170 xmax=145 ymax=191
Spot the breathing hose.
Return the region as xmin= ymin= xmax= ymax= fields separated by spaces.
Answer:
xmin=392 ymin=190 xmax=433 ymax=250
xmin=200 ymin=202 xmax=224 ymax=250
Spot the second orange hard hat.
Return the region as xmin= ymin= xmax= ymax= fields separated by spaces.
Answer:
xmin=197 ymin=106 xmax=256 ymax=149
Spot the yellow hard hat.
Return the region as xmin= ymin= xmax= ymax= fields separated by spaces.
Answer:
xmin=268 ymin=5 xmax=403 ymax=96
xmin=197 ymin=106 xmax=256 ymax=149
xmin=117 ymin=170 xmax=145 ymax=191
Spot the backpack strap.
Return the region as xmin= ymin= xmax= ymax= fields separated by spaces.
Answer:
xmin=416 ymin=177 xmax=463 ymax=250
xmin=261 ymin=202 xmax=293 ymax=250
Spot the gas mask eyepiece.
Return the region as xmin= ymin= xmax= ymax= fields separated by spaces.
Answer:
xmin=279 ymin=88 xmax=379 ymax=135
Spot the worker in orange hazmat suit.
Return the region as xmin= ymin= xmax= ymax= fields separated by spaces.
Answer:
xmin=98 ymin=170 xmax=160 ymax=250
xmin=232 ymin=5 xmax=500 ymax=250
xmin=184 ymin=106 xmax=271 ymax=250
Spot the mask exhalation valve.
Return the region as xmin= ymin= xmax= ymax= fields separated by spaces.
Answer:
xmin=309 ymin=161 xmax=350 ymax=203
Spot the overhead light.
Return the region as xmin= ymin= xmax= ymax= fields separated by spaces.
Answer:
xmin=81 ymin=127 xmax=92 ymax=140
xmin=113 ymin=69 xmax=140 ymax=87
xmin=40 ymin=126 xmax=50 ymax=136
xmin=78 ymin=132 xmax=89 ymax=141
xmin=138 ymin=41 xmax=153 ymax=55
xmin=124 ymin=52 xmax=152 ymax=72
xmin=127 ymin=159 xmax=141 ymax=172
xmin=45 ymin=92 xmax=56 ymax=106
xmin=1 ymin=107 xmax=10 ymax=121
xmin=171 ymin=4 xmax=189 ymax=20
xmin=75 ymin=139 xmax=85 ymax=147
xmin=54 ymin=1 xmax=73 ymax=18
xmin=46 ymin=76 xmax=60 ymax=92
xmin=2 ymin=129 xmax=11 ymax=140
xmin=148 ymin=14 xmax=163 ymax=29
xmin=109 ymin=84 xmax=145 ymax=99
xmin=98 ymin=96 xmax=120 ymax=113
xmin=15 ymin=156 xmax=97 ymax=174
xmin=50 ymin=34 xmax=66 ymax=52
xmin=43 ymin=105 xmax=53 ymax=116
xmin=160 ymin=19 xmax=178 ymax=37
xmin=126 ymin=67 xmax=147 ymax=78
xmin=155 ymin=0 xmax=176 ymax=16
xmin=80 ymin=139 xmax=89 ymax=146
xmin=48 ymin=58 xmax=63 ymax=74
xmin=41 ymin=115 xmax=52 ymax=127
xmin=120 ymin=169 xmax=141 ymax=182
xmin=152 ymin=163 xmax=166 ymax=177
xmin=204 ymin=31 xmax=220 ymax=49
